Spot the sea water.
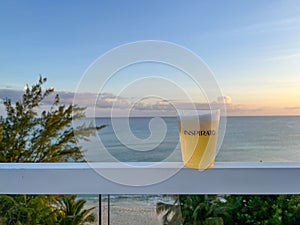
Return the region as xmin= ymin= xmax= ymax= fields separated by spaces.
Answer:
xmin=80 ymin=116 xmax=300 ymax=202
xmin=83 ymin=116 xmax=300 ymax=163
xmin=217 ymin=116 xmax=300 ymax=162
xmin=83 ymin=117 xmax=181 ymax=162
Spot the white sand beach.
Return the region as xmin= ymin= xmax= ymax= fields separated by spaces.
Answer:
xmin=85 ymin=198 xmax=162 ymax=225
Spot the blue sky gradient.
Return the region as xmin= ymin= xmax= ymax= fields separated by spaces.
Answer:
xmin=0 ymin=0 xmax=299 ymax=115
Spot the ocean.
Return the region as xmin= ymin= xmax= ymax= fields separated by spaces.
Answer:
xmin=82 ymin=116 xmax=300 ymax=163
xmin=79 ymin=116 xmax=300 ymax=202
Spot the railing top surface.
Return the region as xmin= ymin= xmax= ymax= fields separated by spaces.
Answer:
xmin=1 ymin=162 xmax=300 ymax=194
xmin=1 ymin=161 xmax=300 ymax=168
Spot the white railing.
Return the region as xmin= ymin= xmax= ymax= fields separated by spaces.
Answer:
xmin=1 ymin=162 xmax=300 ymax=194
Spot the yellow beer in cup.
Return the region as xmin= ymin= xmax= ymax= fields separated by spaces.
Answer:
xmin=178 ymin=109 xmax=220 ymax=169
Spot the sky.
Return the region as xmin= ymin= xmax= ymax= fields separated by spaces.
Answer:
xmin=0 ymin=0 xmax=300 ymax=116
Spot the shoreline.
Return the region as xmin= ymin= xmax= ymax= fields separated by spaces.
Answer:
xmin=84 ymin=198 xmax=163 ymax=225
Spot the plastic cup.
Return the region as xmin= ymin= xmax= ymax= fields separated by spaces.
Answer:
xmin=178 ymin=109 xmax=220 ymax=169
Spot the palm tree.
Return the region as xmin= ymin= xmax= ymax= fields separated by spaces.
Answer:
xmin=156 ymin=195 xmax=182 ymax=225
xmin=156 ymin=195 xmax=228 ymax=225
xmin=0 ymin=195 xmax=60 ymax=225
xmin=56 ymin=195 xmax=96 ymax=225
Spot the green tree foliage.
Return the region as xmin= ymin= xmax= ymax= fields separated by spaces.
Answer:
xmin=156 ymin=195 xmax=182 ymax=225
xmin=225 ymin=195 xmax=282 ymax=225
xmin=274 ymin=195 xmax=300 ymax=225
xmin=0 ymin=76 xmax=98 ymax=163
xmin=157 ymin=195 xmax=227 ymax=225
xmin=157 ymin=195 xmax=300 ymax=225
xmin=0 ymin=195 xmax=57 ymax=225
xmin=0 ymin=77 xmax=101 ymax=224
xmin=178 ymin=195 xmax=227 ymax=225
xmin=56 ymin=195 xmax=95 ymax=225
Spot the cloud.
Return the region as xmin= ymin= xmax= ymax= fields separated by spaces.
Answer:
xmin=227 ymin=104 xmax=264 ymax=113
xmin=217 ymin=96 xmax=232 ymax=104
xmin=285 ymin=106 xmax=300 ymax=110
xmin=225 ymin=104 xmax=300 ymax=116
xmin=0 ymin=89 xmax=76 ymax=111
xmin=4 ymin=89 xmax=297 ymax=116
xmin=0 ymin=88 xmax=232 ymax=115
xmin=131 ymin=100 xmax=175 ymax=112
xmin=0 ymin=89 xmax=24 ymax=103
